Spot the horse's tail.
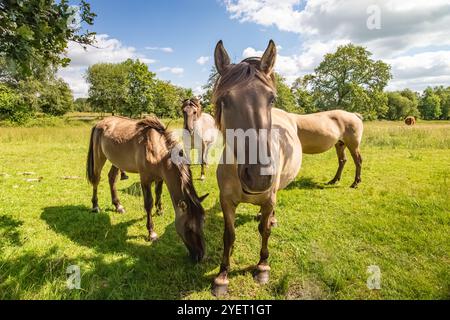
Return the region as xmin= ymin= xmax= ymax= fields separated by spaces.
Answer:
xmin=354 ymin=113 xmax=364 ymax=121
xmin=86 ymin=126 xmax=96 ymax=185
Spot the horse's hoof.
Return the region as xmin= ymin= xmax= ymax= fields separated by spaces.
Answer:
xmin=254 ymin=265 xmax=270 ymax=284
xmin=120 ymin=175 xmax=129 ymax=181
xmin=156 ymin=208 xmax=163 ymax=216
xmin=326 ymin=180 xmax=338 ymax=185
xmin=116 ymin=205 xmax=126 ymax=214
xmin=212 ymin=278 xmax=229 ymax=297
xmin=148 ymin=232 xmax=158 ymax=242
xmin=92 ymin=207 xmax=100 ymax=213
xmin=255 ymin=213 xmax=262 ymax=221
xmin=200 ymin=175 xmax=205 ymax=181
xmin=350 ymin=183 xmax=359 ymax=189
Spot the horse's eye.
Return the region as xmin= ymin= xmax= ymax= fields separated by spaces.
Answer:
xmin=270 ymin=96 xmax=276 ymax=105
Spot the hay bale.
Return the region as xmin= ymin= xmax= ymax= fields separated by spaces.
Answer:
xmin=405 ymin=116 xmax=416 ymax=126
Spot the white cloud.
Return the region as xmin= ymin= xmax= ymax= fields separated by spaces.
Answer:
xmin=58 ymin=34 xmax=156 ymax=98
xmin=145 ymin=46 xmax=174 ymax=53
xmin=386 ymin=51 xmax=450 ymax=91
xmin=242 ymin=47 xmax=263 ymax=58
xmin=225 ymin=0 xmax=450 ymax=90
xmin=196 ymin=56 xmax=210 ymax=65
xmin=158 ymin=67 xmax=184 ymax=75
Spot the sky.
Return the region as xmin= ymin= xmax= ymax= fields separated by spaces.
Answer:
xmin=60 ymin=0 xmax=450 ymax=98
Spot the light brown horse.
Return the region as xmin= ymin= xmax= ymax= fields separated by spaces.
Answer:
xmin=182 ymin=98 xmax=218 ymax=180
xmin=86 ymin=116 xmax=208 ymax=262
xmin=293 ymin=110 xmax=364 ymax=188
xmin=211 ymin=40 xmax=303 ymax=296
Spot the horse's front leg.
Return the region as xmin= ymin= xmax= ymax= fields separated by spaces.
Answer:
xmin=327 ymin=141 xmax=347 ymax=185
xmin=212 ymin=196 xmax=237 ymax=297
xmin=254 ymin=201 xmax=275 ymax=285
xmin=200 ymin=142 xmax=207 ymax=181
xmin=108 ymin=166 xmax=125 ymax=213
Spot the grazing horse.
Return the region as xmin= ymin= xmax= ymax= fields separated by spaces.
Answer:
xmin=182 ymin=98 xmax=218 ymax=180
xmin=293 ymin=111 xmax=364 ymax=188
xmin=405 ymin=116 xmax=416 ymax=126
xmin=211 ymin=40 xmax=303 ymax=296
xmin=86 ymin=116 xmax=208 ymax=262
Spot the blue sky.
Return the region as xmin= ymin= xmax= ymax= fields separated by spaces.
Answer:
xmin=62 ymin=0 xmax=450 ymax=97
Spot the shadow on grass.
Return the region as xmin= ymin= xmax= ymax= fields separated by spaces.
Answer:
xmin=38 ymin=203 xmax=229 ymax=299
xmin=286 ymin=177 xmax=329 ymax=190
xmin=0 ymin=215 xmax=23 ymax=246
xmin=120 ymin=182 xmax=142 ymax=197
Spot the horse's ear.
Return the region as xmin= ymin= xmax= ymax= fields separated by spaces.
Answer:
xmin=260 ymin=40 xmax=277 ymax=75
xmin=214 ymin=40 xmax=230 ymax=75
xmin=198 ymin=193 xmax=209 ymax=203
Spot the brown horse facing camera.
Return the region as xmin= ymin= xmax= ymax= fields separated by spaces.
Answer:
xmin=211 ymin=40 xmax=303 ymax=296
xmin=86 ymin=116 xmax=208 ymax=262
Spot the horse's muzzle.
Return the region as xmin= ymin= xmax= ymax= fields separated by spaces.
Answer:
xmin=239 ymin=164 xmax=274 ymax=194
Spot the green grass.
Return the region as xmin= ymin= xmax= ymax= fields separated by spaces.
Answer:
xmin=0 ymin=120 xmax=449 ymax=299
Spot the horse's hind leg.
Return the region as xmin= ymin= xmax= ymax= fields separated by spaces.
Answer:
xmin=91 ymin=145 xmax=106 ymax=213
xmin=327 ymin=141 xmax=347 ymax=185
xmin=108 ymin=165 xmax=125 ymax=214
xmin=141 ymin=175 xmax=157 ymax=241
xmin=349 ymin=147 xmax=363 ymax=188
xmin=154 ymin=180 xmax=163 ymax=216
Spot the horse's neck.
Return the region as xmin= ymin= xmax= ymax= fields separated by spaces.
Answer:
xmin=161 ymin=161 xmax=185 ymax=204
xmin=193 ymin=116 xmax=205 ymax=135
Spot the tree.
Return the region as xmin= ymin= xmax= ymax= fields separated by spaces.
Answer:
xmin=274 ymin=73 xmax=297 ymax=113
xmin=305 ymin=44 xmax=392 ymax=119
xmin=386 ymin=92 xmax=415 ymax=120
xmin=419 ymin=88 xmax=441 ymax=120
xmin=86 ymin=62 xmax=129 ymax=115
xmin=40 ymin=79 xmax=74 ymax=116
xmin=0 ymin=83 xmax=31 ymax=123
xmin=201 ymin=66 xmax=219 ymax=114
xmin=153 ymin=80 xmax=183 ymax=118
xmin=0 ymin=0 xmax=96 ymax=79
xmin=74 ymin=98 xmax=91 ymax=112
xmin=433 ymin=86 xmax=450 ymax=120
xmin=292 ymin=77 xmax=316 ymax=113
xmin=122 ymin=59 xmax=156 ymax=117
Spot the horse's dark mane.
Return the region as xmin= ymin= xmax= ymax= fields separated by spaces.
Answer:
xmin=212 ymin=57 xmax=276 ymax=128
xmin=137 ymin=117 xmax=204 ymax=218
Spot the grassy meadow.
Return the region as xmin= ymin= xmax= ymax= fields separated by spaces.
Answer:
xmin=0 ymin=118 xmax=449 ymax=299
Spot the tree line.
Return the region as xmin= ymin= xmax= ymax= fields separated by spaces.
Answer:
xmin=0 ymin=1 xmax=449 ymax=123
xmin=82 ymin=59 xmax=192 ymax=118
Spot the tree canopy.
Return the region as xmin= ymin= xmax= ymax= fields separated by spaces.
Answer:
xmin=0 ymin=0 xmax=96 ymax=79
xmin=301 ymin=44 xmax=392 ymax=120
xmin=86 ymin=60 xmax=191 ymax=118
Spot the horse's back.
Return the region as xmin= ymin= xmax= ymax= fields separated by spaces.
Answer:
xmin=94 ymin=117 xmax=148 ymax=173
xmin=295 ymin=110 xmax=363 ymax=153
